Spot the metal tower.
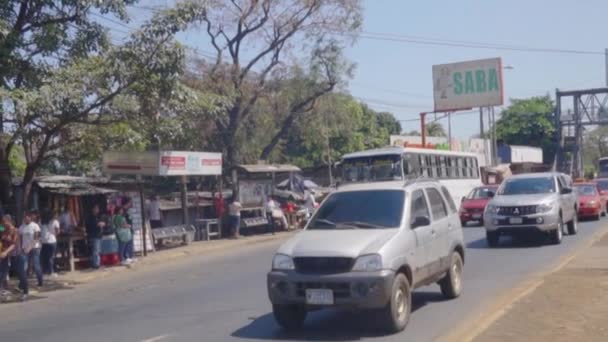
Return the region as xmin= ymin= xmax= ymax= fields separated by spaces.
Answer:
xmin=555 ymin=88 xmax=608 ymax=178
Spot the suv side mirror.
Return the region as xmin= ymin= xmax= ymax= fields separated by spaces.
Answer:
xmin=488 ymin=191 xmax=495 ymax=198
xmin=561 ymin=187 xmax=573 ymax=195
xmin=411 ymin=216 xmax=431 ymax=229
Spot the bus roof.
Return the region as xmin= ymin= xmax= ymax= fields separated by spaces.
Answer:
xmin=342 ymin=146 xmax=479 ymax=159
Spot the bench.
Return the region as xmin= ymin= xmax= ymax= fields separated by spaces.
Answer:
xmin=152 ymin=224 xmax=196 ymax=246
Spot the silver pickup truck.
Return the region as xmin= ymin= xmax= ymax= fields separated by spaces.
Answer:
xmin=484 ymin=172 xmax=578 ymax=246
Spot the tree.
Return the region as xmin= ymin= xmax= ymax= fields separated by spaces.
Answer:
xmin=495 ymin=96 xmax=556 ymax=164
xmin=192 ymin=0 xmax=362 ymax=167
xmin=583 ymin=126 xmax=608 ymax=173
xmin=426 ymin=122 xmax=446 ymax=137
xmin=1 ymin=1 xmax=207 ymax=216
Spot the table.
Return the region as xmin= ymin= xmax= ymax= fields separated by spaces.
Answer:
xmin=195 ymin=219 xmax=221 ymax=241
xmin=57 ymin=234 xmax=90 ymax=272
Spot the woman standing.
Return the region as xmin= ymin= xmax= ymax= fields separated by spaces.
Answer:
xmin=0 ymin=215 xmax=18 ymax=298
xmin=40 ymin=210 xmax=60 ymax=277
xmin=113 ymin=207 xmax=133 ymax=265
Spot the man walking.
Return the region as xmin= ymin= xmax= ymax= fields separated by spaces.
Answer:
xmin=0 ymin=215 xmax=18 ymax=298
xmin=18 ymin=211 xmax=43 ymax=300
xmin=148 ymin=195 xmax=163 ymax=229
xmin=86 ymin=205 xmax=105 ymax=270
xmin=228 ymin=198 xmax=242 ymax=238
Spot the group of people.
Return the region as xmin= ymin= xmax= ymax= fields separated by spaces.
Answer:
xmin=0 ymin=210 xmax=61 ymax=301
xmin=86 ymin=203 xmax=136 ymax=269
xmin=225 ymin=190 xmax=318 ymax=238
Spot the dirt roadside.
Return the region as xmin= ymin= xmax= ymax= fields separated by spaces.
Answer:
xmin=473 ymin=232 xmax=608 ymax=342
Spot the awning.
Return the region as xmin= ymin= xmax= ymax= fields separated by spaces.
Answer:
xmin=235 ymin=164 xmax=301 ymax=173
xmin=37 ymin=181 xmax=117 ymax=196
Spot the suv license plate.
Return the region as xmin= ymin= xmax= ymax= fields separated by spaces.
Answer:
xmin=509 ymin=217 xmax=523 ymax=224
xmin=305 ymin=289 xmax=334 ymax=305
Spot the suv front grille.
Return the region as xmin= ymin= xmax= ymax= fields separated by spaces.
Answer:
xmin=293 ymin=257 xmax=354 ymax=274
xmin=295 ymin=282 xmax=351 ymax=298
xmin=497 ymin=205 xmax=537 ymax=216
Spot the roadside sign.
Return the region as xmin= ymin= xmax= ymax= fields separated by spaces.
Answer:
xmin=433 ymin=57 xmax=504 ymax=111
xmin=103 ymin=151 xmax=222 ymax=176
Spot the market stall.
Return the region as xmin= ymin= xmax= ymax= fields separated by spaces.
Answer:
xmin=232 ymin=164 xmax=301 ymax=233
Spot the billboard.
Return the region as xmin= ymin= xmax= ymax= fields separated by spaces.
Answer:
xmin=158 ymin=151 xmax=222 ymax=176
xmin=103 ymin=151 xmax=159 ymax=176
xmin=103 ymin=151 xmax=222 ymax=176
xmin=433 ymin=58 xmax=503 ymax=111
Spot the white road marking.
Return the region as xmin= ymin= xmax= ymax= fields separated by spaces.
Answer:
xmin=141 ymin=334 xmax=172 ymax=342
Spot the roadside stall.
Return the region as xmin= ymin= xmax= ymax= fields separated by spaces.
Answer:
xmin=232 ymin=164 xmax=301 ymax=233
xmin=103 ymin=150 xmax=223 ymax=250
xmin=30 ymin=176 xmax=118 ymax=271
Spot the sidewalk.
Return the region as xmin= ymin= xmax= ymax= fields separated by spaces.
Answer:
xmin=1 ymin=231 xmax=294 ymax=304
xmin=474 ymin=231 xmax=608 ymax=342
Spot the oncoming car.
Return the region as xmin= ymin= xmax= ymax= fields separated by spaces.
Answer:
xmin=574 ymin=183 xmax=606 ymax=220
xmin=267 ymin=179 xmax=465 ymax=333
xmin=459 ymin=185 xmax=498 ymax=226
xmin=484 ymin=172 xmax=578 ymax=246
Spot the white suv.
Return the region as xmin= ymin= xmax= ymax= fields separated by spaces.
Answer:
xmin=267 ymin=179 xmax=465 ymax=333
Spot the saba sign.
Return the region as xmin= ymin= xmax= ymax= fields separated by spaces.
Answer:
xmin=432 ymin=57 xmax=503 ymax=111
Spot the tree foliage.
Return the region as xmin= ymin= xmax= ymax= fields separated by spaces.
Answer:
xmin=495 ymin=96 xmax=556 ymax=164
xmin=425 ymin=122 xmax=446 ymax=137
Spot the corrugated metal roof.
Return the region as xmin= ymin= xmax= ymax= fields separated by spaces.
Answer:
xmin=236 ymin=164 xmax=301 ymax=173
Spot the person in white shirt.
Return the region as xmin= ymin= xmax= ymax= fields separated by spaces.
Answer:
xmin=18 ymin=211 xmax=43 ymax=298
xmin=265 ymin=196 xmax=278 ymax=234
xmin=304 ymin=191 xmax=317 ymax=218
xmin=59 ymin=207 xmax=77 ymax=234
xmin=40 ymin=210 xmax=60 ymax=277
xmin=148 ymin=195 xmax=163 ymax=228
xmin=228 ymin=198 xmax=242 ymax=238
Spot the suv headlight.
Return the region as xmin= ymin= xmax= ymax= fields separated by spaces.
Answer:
xmin=536 ymin=203 xmax=553 ymax=213
xmin=352 ymin=254 xmax=382 ymax=272
xmin=272 ymin=254 xmax=295 ymax=271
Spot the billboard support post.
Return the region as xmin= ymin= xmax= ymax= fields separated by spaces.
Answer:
xmin=447 ymin=112 xmax=452 ymax=151
xmin=420 ymin=112 xmax=427 ymax=147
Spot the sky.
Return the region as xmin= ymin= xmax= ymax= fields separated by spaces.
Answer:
xmin=113 ymin=0 xmax=608 ymax=139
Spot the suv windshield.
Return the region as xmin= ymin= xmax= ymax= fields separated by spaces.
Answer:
xmin=468 ymin=187 xmax=497 ymax=199
xmin=342 ymin=156 xmax=403 ymax=183
xmin=575 ymin=184 xmax=597 ymax=196
xmin=499 ymin=177 xmax=556 ymax=195
xmin=308 ymin=190 xmax=405 ymax=229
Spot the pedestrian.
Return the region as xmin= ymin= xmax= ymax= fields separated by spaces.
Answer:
xmin=40 ymin=210 xmax=59 ymax=277
xmin=0 ymin=215 xmax=18 ymax=298
xmin=85 ymin=205 xmax=105 ymax=270
xmin=18 ymin=211 xmax=44 ymax=300
xmin=265 ymin=196 xmax=278 ymax=235
xmin=148 ymin=195 xmax=163 ymax=229
xmin=304 ymin=190 xmax=317 ymax=219
xmin=113 ymin=207 xmax=133 ymax=266
xmin=228 ymin=198 xmax=242 ymax=238
xmin=59 ymin=206 xmax=77 ymax=234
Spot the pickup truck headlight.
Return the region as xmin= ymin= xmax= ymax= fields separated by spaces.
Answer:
xmin=272 ymin=254 xmax=295 ymax=271
xmin=485 ymin=204 xmax=498 ymax=215
xmin=536 ymin=203 xmax=553 ymax=213
xmin=352 ymin=254 xmax=382 ymax=272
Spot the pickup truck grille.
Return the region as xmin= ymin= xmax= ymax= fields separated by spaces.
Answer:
xmin=497 ymin=205 xmax=537 ymax=216
xmin=293 ymin=257 xmax=354 ymax=274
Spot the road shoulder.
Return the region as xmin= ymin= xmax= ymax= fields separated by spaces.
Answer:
xmin=473 ymin=230 xmax=608 ymax=342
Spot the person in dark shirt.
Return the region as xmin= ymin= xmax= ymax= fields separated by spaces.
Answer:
xmin=86 ymin=205 xmax=105 ymax=269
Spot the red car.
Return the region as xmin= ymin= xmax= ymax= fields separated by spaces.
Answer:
xmin=459 ymin=185 xmax=498 ymax=226
xmin=594 ymin=178 xmax=608 ymax=211
xmin=574 ymin=183 xmax=606 ymax=221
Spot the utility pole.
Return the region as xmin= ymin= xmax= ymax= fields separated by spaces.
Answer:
xmin=605 ymin=48 xmax=608 ymax=86
xmin=447 ymin=112 xmax=452 ymax=151
xmin=491 ymin=107 xmax=498 ymax=166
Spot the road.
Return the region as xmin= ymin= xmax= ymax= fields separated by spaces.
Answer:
xmin=0 ymin=220 xmax=605 ymax=342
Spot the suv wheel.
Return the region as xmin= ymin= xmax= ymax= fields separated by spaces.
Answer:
xmin=439 ymin=252 xmax=464 ymax=299
xmin=567 ymin=214 xmax=578 ymax=235
xmin=486 ymin=231 xmax=499 ymax=247
xmin=273 ymin=304 xmax=307 ymax=330
xmin=378 ymin=273 xmax=411 ymax=333
xmin=551 ymin=216 xmax=563 ymax=245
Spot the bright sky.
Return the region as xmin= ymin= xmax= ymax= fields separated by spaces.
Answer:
xmin=114 ymin=0 xmax=608 ymax=139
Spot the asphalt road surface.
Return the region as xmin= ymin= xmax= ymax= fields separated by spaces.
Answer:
xmin=0 ymin=219 xmax=605 ymax=342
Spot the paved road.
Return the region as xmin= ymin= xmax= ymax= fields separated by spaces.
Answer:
xmin=0 ymin=220 xmax=606 ymax=342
